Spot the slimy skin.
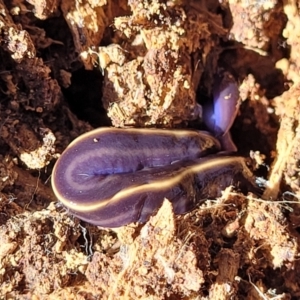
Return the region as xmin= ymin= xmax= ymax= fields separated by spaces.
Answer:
xmin=203 ymin=72 xmax=240 ymax=151
xmin=52 ymin=128 xmax=220 ymax=177
xmin=52 ymin=151 xmax=255 ymax=227
xmin=51 ymin=128 xmax=256 ymax=227
xmin=212 ymin=73 xmax=240 ymax=136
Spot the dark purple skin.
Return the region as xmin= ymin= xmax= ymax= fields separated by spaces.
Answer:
xmin=202 ymin=72 xmax=240 ymax=151
xmin=69 ymin=156 xmax=256 ymax=227
xmin=52 ymin=128 xmax=223 ymax=226
xmin=51 ymin=75 xmax=252 ymax=227
xmin=53 ymin=153 xmax=256 ymax=227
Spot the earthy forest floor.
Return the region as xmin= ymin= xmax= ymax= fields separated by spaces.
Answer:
xmin=0 ymin=0 xmax=300 ymax=299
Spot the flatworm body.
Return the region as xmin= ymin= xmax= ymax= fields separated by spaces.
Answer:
xmin=52 ymin=128 xmax=256 ymax=227
xmin=202 ymin=73 xmax=240 ymax=151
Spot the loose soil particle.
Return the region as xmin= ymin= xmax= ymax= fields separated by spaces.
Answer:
xmin=0 ymin=0 xmax=299 ymax=299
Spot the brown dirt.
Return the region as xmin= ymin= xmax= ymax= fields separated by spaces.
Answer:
xmin=0 ymin=0 xmax=299 ymax=299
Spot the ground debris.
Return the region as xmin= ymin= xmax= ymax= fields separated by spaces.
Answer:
xmin=0 ymin=203 xmax=87 ymax=297
xmin=26 ymin=0 xmax=60 ymax=20
xmin=98 ymin=0 xmax=227 ymax=127
xmin=60 ymin=0 xmax=118 ymax=70
xmin=0 ymin=193 xmax=299 ymax=298
xmin=0 ymin=1 xmax=36 ymax=61
xmin=242 ymin=199 xmax=297 ymax=269
xmin=263 ymin=0 xmax=300 ymax=200
xmin=86 ymin=200 xmax=204 ymax=299
xmin=229 ymin=0 xmax=284 ymax=55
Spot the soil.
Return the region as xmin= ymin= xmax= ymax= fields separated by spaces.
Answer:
xmin=0 ymin=0 xmax=300 ymax=299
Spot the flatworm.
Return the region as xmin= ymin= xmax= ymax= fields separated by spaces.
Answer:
xmin=51 ymin=128 xmax=256 ymax=227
